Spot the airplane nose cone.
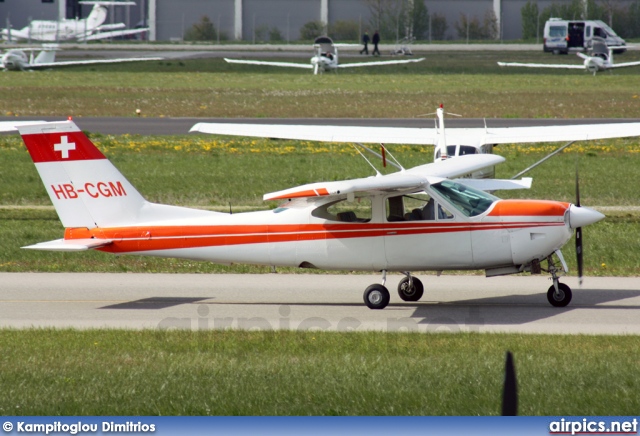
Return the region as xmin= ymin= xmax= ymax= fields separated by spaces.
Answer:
xmin=568 ymin=205 xmax=604 ymax=229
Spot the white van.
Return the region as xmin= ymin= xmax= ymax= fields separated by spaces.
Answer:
xmin=543 ymin=18 xmax=626 ymax=54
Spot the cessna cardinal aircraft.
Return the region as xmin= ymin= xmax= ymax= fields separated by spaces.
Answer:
xmin=190 ymin=105 xmax=640 ymax=179
xmin=225 ymin=36 xmax=425 ymax=75
xmin=0 ymin=45 xmax=162 ymax=71
xmin=1 ymin=2 xmax=149 ymax=42
xmin=498 ymin=37 xmax=640 ymax=75
xmin=18 ymin=119 xmax=604 ymax=310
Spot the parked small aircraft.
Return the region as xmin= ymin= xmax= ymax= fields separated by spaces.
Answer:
xmin=225 ymin=36 xmax=424 ymax=75
xmin=498 ymin=37 xmax=640 ymax=75
xmin=1 ymin=1 xmax=148 ymax=42
xmin=190 ymin=105 xmax=640 ymax=179
xmin=18 ymin=120 xmax=604 ymax=309
xmin=0 ymin=45 xmax=162 ymax=71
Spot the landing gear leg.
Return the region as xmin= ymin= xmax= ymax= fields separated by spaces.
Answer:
xmin=363 ymin=270 xmax=390 ymax=310
xmin=543 ymin=254 xmax=572 ymax=307
xmin=397 ymin=272 xmax=424 ymax=302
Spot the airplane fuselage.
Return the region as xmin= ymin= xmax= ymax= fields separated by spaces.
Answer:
xmin=0 ymin=50 xmax=30 ymax=70
xmin=3 ymin=19 xmax=97 ymax=42
xmin=310 ymin=53 xmax=338 ymax=72
xmin=64 ymin=193 xmax=575 ymax=275
xmin=583 ymin=56 xmax=609 ymax=73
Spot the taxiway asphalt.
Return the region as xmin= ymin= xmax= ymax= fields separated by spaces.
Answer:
xmin=1 ymin=273 xmax=639 ymax=334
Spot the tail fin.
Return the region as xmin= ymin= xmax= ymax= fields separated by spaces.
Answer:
xmin=33 ymin=45 xmax=58 ymax=64
xmin=18 ymin=121 xmax=149 ymax=228
xmin=86 ymin=4 xmax=108 ymax=30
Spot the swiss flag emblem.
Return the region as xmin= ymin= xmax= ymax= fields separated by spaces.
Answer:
xmin=22 ymin=131 xmax=106 ymax=163
xmin=54 ymin=135 xmax=76 ymax=159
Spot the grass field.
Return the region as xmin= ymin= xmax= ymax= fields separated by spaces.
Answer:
xmin=1 ymin=50 xmax=639 ymax=417
xmin=1 ymin=330 xmax=638 ymax=416
xmin=2 ymin=51 xmax=640 ymax=118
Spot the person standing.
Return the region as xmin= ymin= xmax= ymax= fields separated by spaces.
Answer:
xmin=372 ymin=30 xmax=380 ymax=56
xmin=360 ymin=30 xmax=370 ymax=54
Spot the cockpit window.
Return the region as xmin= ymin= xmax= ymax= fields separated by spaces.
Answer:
xmin=312 ymin=197 xmax=371 ymax=222
xmin=386 ymin=193 xmax=454 ymax=222
xmin=594 ymin=21 xmax=618 ymax=36
xmin=446 ymin=145 xmax=477 ymax=157
xmin=430 ymin=180 xmax=497 ymax=217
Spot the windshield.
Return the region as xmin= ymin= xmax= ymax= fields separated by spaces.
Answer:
xmin=549 ymin=26 xmax=566 ymax=37
xmin=430 ymin=180 xmax=498 ymax=217
xmin=594 ymin=21 xmax=617 ymax=36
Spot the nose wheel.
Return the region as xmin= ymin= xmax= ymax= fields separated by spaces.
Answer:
xmin=547 ymin=283 xmax=572 ymax=307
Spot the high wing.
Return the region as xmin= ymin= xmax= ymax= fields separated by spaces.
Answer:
xmin=338 ymin=58 xmax=425 ymax=68
xmin=610 ymin=60 xmax=640 ymax=68
xmin=463 ymin=123 xmax=640 ymax=144
xmin=190 ymin=123 xmax=436 ymax=144
xmin=26 ymin=57 xmax=163 ymax=70
xmin=224 ymin=58 xmax=313 ymax=69
xmin=190 ymin=121 xmax=640 ymax=146
xmin=264 ymin=154 xmax=504 ymax=200
xmin=497 ymin=61 xmax=584 ymax=70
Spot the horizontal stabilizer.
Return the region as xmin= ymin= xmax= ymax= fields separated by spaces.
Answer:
xmin=22 ymin=238 xmax=112 ymax=251
xmin=0 ymin=121 xmax=46 ymax=132
xmin=453 ymin=177 xmax=533 ymax=191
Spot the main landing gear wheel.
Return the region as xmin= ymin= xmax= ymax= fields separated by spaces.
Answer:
xmin=363 ymin=284 xmax=390 ymax=310
xmin=397 ymin=276 xmax=424 ymax=302
xmin=547 ymin=283 xmax=572 ymax=307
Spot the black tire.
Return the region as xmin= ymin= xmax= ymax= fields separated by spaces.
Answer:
xmin=547 ymin=283 xmax=572 ymax=307
xmin=363 ymin=284 xmax=390 ymax=310
xmin=397 ymin=277 xmax=424 ymax=302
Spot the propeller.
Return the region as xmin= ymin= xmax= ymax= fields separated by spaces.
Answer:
xmin=501 ymin=351 xmax=518 ymax=416
xmin=575 ymin=167 xmax=583 ymax=285
xmin=313 ymin=63 xmax=319 ymax=75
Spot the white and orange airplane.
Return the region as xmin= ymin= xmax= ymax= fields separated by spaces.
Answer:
xmin=17 ymin=119 xmax=605 ymax=309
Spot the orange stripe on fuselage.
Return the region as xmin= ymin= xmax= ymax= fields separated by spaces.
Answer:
xmin=64 ymin=221 xmax=564 ymax=254
xmin=488 ymin=200 xmax=570 ymax=217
